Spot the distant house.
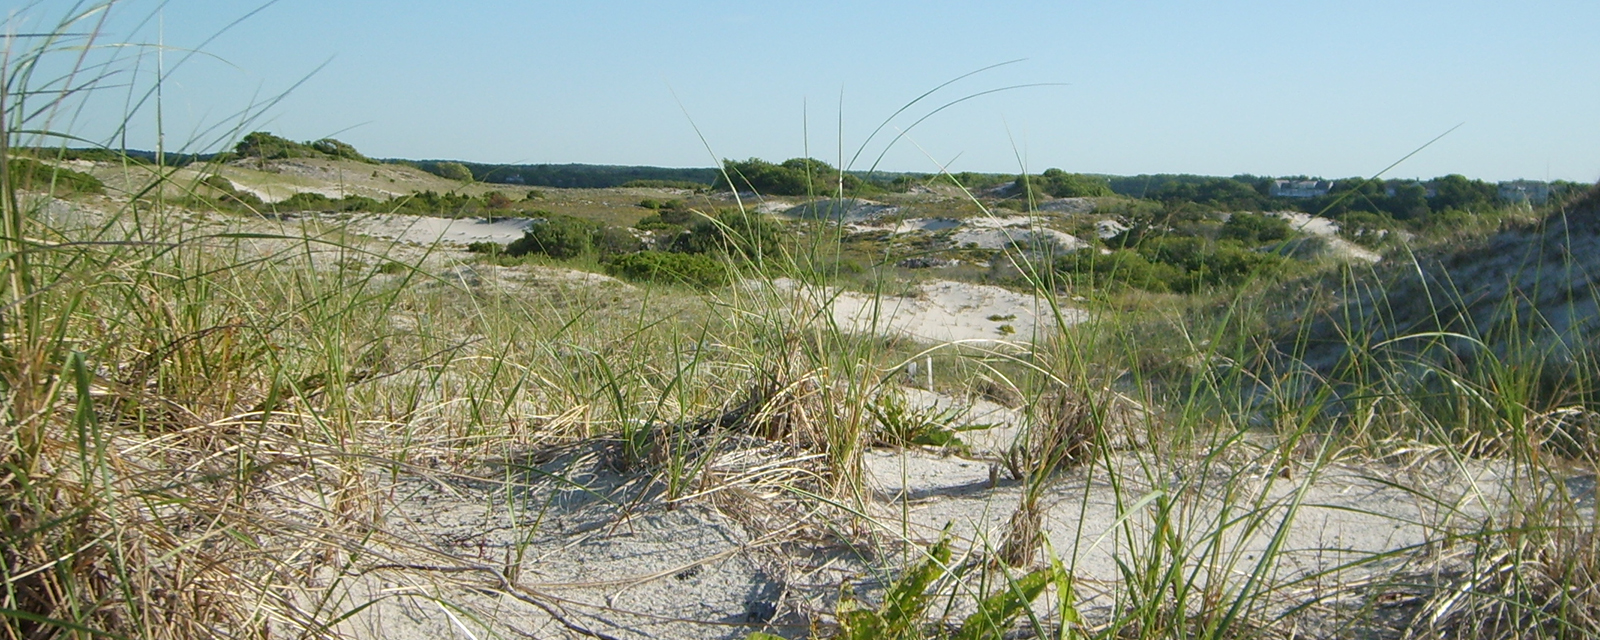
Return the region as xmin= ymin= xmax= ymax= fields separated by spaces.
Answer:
xmin=1269 ymin=179 xmax=1333 ymax=198
xmin=1497 ymin=180 xmax=1549 ymax=205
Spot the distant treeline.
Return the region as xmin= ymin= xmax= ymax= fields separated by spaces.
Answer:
xmin=28 ymin=132 xmax=1589 ymax=220
xmin=404 ymin=161 xmax=722 ymax=189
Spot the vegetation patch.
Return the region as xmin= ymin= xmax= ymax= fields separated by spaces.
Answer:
xmin=231 ymin=131 xmax=376 ymax=164
xmin=6 ymin=157 xmax=104 ymax=195
xmin=604 ymin=250 xmax=729 ymax=288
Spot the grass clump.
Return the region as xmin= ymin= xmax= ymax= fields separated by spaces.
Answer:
xmin=6 ymin=4 xmax=1600 ymax=639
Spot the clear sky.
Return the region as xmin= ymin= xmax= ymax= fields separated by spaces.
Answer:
xmin=16 ymin=0 xmax=1600 ymax=181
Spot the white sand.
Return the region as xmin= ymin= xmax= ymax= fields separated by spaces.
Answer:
xmin=950 ymin=226 xmax=1087 ymax=251
xmin=1269 ymin=211 xmax=1340 ymax=237
xmin=783 ymin=198 xmax=899 ymax=222
xmin=345 ymin=213 xmax=537 ymax=245
xmin=771 ymin=278 xmax=1087 ymax=343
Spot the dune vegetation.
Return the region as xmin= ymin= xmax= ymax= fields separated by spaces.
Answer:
xmin=5 ymin=4 xmax=1600 ymax=640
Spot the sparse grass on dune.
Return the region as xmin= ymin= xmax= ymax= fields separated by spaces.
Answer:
xmin=6 ymin=4 xmax=1600 ymax=640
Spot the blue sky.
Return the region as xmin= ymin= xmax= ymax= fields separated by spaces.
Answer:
xmin=19 ymin=0 xmax=1600 ymax=181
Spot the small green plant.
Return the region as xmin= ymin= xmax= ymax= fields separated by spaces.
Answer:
xmin=825 ymin=535 xmax=1060 ymax=640
xmin=868 ymin=390 xmax=974 ymax=449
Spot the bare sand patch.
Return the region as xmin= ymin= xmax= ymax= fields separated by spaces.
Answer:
xmin=1268 ymin=211 xmax=1340 ymax=237
xmin=345 ymin=213 xmax=537 ymax=246
xmin=770 ymin=278 xmax=1088 ymax=343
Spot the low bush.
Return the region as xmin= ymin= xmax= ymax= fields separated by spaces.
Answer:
xmin=232 ymin=132 xmax=375 ymax=164
xmin=715 ymin=157 xmax=873 ymax=196
xmin=605 ymin=251 xmax=729 ymax=288
xmin=201 ymin=174 xmax=263 ymax=208
xmin=635 ymin=207 xmax=697 ymax=232
xmin=507 ymin=215 xmax=600 ymax=259
xmin=7 ymin=157 xmax=104 ymax=195
xmin=275 ymin=192 xmax=382 ymax=213
xmin=484 ymin=191 xmax=514 ymax=209
xmin=1219 ymin=212 xmax=1291 ymax=244
xmin=430 ymin=161 xmax=474 ymax=182
xmin=638 ymin=198 xmax=686 ymax=211
xmin=593 ymin=225 xmax=644 ymax=255
xmin=1057 ymin=249 xmax=1181 ymax=292
xmin=1014 ymin=168 xmax=1113 ymax=199
xmin=621 ymin=179 xmax=712 ymax=191
xmin=673 ymin=209 xmax=785 ymax=259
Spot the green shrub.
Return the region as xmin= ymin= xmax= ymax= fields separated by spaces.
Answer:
xmin=715 ymin=157 xmax=872 ymax=196
xmin=605 ymin=251 xmax=729 ymax=288
xmin=431 ymin=161 xmax=474 ymax=182
xmin=620 ymin=179 xmax=712 ymax=191
xmin=635 ymin=206 xmax=697 ymax=232
xmin=1219 ymin=212 xmax=1292 ymax=244
xmin=6 ymin=158 xmax=104 ymax=195
xmin=506 ymin=215 xmax=599 ymax=259
xmin=673 ymin=209 xmax=784 ymax=258
xmin=200 ymin=173 xmax=262 ymax=208
xmin=231 ymin=131 xmax=376 ymax=164
xmin=1057 ymin=249 xmax=1180 ymax=292
xmin=275 ymin=192 xmax=382 ymax=213
xmin=308 ymin=138 xmax=375 ymax=163
xmin=391 ymin=190 xmax=483 ymax=216
xmin=1075 ymin=230 xmax=1296 ymax=292
xmin=593 ymin=225 xmax=644 ymax=255
xmin=638 ymin=198 xmax=685 ymax=211
xmin=233 ymin=131 xmax=316 ymax=160
xmin=1014 ymin=168 xmax=1113 ymax=199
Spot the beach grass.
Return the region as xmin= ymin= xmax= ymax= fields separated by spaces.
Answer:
xmin=4 ymin=3 xmax=1600 ymax=639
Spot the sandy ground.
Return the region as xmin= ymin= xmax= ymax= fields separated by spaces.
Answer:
xmin=768 ymin=278 xmax=1088 ymax=343
xmin=850 ymin=213 xmax=1090 ymax=253
xmin=948 ymin=216 xmax=1089 ymax=251
xmin=34 ymin=167 xmax=1591 ymax=637
xmin=1270 ymin=211 xmax=1341 ymax=237
xmin=292 ymin=399 xmax=1546 ymax=640
xmin=343 ymin=213 xmax=538 ymax=246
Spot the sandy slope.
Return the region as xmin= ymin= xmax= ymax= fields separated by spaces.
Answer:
xmin=344 ymin=213 xmax=538 ymax=245
xmin=770 ymin=277 xmax=1088 ymax=343
xmin=1300 ymin=195 xmax=1600 ymax=370
xmin=293 ymin=402 xmax=1543 ymax=640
